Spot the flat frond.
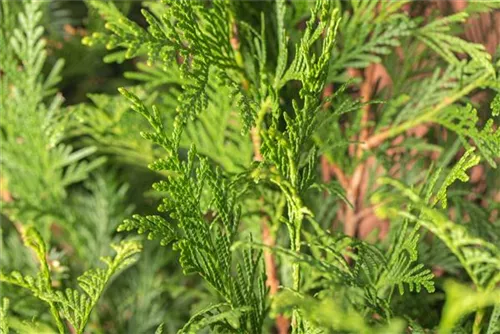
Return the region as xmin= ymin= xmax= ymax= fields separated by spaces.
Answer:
xmin=433 ymin=105 xmax=499 ymax=168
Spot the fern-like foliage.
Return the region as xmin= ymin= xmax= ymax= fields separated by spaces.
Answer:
xmin=68 ymin=91 xmax=157 ymax=167
xmin=0 ymin=227 xmax=67 ymax=333
xmin=262 ymin=0 xmax=340 ymax=251
xmin=415 ymin=12 xmax=495 ymax=74
xmin=272 ymin=289 xmax=406 ymax=334
xmin=182 ymin=83 xmax=254 ymax=173
xmin=391 ymin=62 xmax=484 ymax=125
xmin=373 ymin=221 xmax=435 ymax=296
xmin=487 ymin=305 xmax=500 ymax=334
xmin=0 ymin=226 xmax=141 ymax=334
xmin=178 ymin=303 xmax=252 ymax=334
xmin=50 ymin=241 xmax=141 ymax=333
xmin=492 ymin=94 xmax=500 ymax=116
xmin=0 ymin=0 xmax=104 ymax=228
xmin=431 ymin=149 xmax=481 ymax=209
xmin=375 ymin=155 xmax=500 ymax=290
xmin=119 ymin=214 xmax=176 ymax=247
xmin=432 ymin=105 xmax=500 ymax=168
xmin=107 ymin=243 xmax=187 ymax=334
xmin=84 ymin=0 xmax=257 ymax=130
xmin=372 ymin=145 xmax=500 ymax=333
xmin=329 ymin=1 xmax=414 ymax=77
xmin=118 ymin=89 xmax=267 ymax=333
xmin=76 ymin=0 xmax=500 ymax=332
xmin=368 ymin=10 xmax=498 ymax=154
xmin=235 ymin=219 xmax=434 ymax=332
xmin=68 ymin=172 xmax=135 ymax=264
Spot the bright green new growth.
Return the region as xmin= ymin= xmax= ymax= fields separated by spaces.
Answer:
xmin=2 ymin=0 xmax=500 ymax=333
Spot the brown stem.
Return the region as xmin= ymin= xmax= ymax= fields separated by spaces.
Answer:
xmin=344 ymin=65 xmax=376 ymax=237
xmin=357 ymin=64 xmax=376 ymax=158
xmin=353 ymin=206 xmax=375 ymax=223
xmin=330 ymin=163 xmax=349 ymax=190
xmin=261 ymin=217 xmax=289 ymax=334
xmin=344 ymin=164 xmax=364 ymax=237
xmin=261 ymin=217 xmax=279 ymax=296
xmin=251 ymin=136 xmax=278 ymax=295
xmin=364 ymin=128 xmax=393 ymax=149
xmin=320 ymin=155 xmax=331 ymax=183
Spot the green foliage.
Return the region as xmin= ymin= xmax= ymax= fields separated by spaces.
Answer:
xmin=433 ymin=148 xmax=481 ymax=209
xmin=330 ymin=1 xmax=414 ymax=76
xmin=375 ymin=221 xmax=435 ymax=296
xmin=272 ymin=289 xmax=406 ymax=334
xmin=440 ymin=281 xmax=500 ymax=334
xmin=68 ymin=91 xmax=157 ymax=167
xmin=415 ymin=12 xmax=495 ymax=74
xmin=84 ymin=0 xmax=257 ymax=131
xmin=492 ymin=94 xmax=500 ymax=116
xmin=68 ymin=172 xmax=135 ymax=263
xmin=0 ymin=226 xmax=141 ymax=333
xmin=182 ymin=84 xmax=254 ymax=173
xmin=379 ymin=177 xmax=500 ymax=288
xmin=0 ymin=0 xmax=104 ymax=227
xmin=1 ymin=2 xmax=143 ymax=332
xmin=0 ymin=298 xmax=10 ymax=333
xmin=118 ymin=88 xmax=267 ymax=333
xmin=2 ymin=0 xmax=500 ymax=333
xmin=50 ymin=240 xmax=141 ymax=333
xmin=433 ymin=105 xmax=500 ymax=168
xmin=487 ymin=305 xmax=500 ymax=334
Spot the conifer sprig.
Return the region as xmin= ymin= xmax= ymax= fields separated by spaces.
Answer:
xmin=0 ymin=227 xmax=141 ymax=334
xmin=2 ymin=0 xmax=500 ymax=332
xmin=118 ymin=88 xmax=267 ymax=333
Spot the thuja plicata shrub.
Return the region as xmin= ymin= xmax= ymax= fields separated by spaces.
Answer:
xmin=1 ymin=0 xmax=500 ymax=333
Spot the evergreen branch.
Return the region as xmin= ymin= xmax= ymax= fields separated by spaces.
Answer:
xmin=486 ymin=304 xmax=500 ymax=334
xmin=432 ymin=149 xmax=481 ymax=208
xmin=118 ymin=215 xmax=176 ymax=246
xmin=376 ymin=178 xmax=500 ymax=290
xmin=1 ymin=0 xmax=103 ymax=228
xmin=0 ymin=226 xmax=141 ymax=334
xmin=415 ymin=12 xmax=495 ymax=74
xmin=1 ymin=226 xmax=65 ymax=333
xmin=375 ymin=221 xmax=435 ymax=297
xmin=51 ymin=240 xmax=141 ymax=334
xmin=433 ymin=105 xmax=500 ymax=168
xmin=119 ymin=88 xmax=267 ymax=333
xmin=271 ymin=289 xmax=406 ymax=334
xmin=365 ymin=71 xmax=492 ymax=149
